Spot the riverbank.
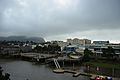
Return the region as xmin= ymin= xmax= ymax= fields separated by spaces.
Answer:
xmin=83 ymin=60 xmax=120 ymax=69
xmin=83 ymin=60 xmax=120 ymax=78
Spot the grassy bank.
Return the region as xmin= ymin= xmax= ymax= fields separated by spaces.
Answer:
xmin=83 ymin=61 xmax=120 ymax=69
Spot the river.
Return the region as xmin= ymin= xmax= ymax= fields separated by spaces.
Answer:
xmin=0 ymin=59 xmax=89 ymax=80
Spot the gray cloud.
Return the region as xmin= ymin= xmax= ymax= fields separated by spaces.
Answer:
xmin=0 ymin=0 xmax=120 ymax=41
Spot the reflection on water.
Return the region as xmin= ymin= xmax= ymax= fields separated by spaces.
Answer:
xmin=0 ymin=59 xmax=89 ymax=80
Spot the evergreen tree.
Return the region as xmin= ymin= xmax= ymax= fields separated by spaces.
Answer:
xmin=83 ymin=48 xmax=92 ymax=61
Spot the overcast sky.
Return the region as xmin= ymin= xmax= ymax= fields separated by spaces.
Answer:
xmin=0 ymin=0 xmax=120 ymax=42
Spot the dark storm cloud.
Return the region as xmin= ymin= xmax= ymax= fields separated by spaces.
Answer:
xmin=0 ymin=0 xmax=120 ymax=40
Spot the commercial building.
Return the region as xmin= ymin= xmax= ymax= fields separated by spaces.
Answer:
xmin=67 ymin=38 xmax=91 ymax=45
xmin=93 ymin=41 xmax=109 ymax=45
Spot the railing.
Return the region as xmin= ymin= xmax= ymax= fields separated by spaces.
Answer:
xmin=53 ymin=58 xmax=61 ymax=69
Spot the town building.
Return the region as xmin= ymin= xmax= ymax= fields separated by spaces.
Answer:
xmin=67 ymin=38 xmax=91 ymax=45
xmin=93 ymin=41 xmax=109 ymax=45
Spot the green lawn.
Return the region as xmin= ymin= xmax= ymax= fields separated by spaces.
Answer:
xmin=84 ymin=61 xmax=120 ymax=69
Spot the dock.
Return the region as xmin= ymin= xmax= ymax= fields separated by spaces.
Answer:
xmin=53 ymin=69 xmax=64 ymax=73
xmin=53 ymin=69 xmax=92 ymax=77
xmin=53 ymin=69 xmax=120 ymax=80
xmin=53 ymin=69 xmax=77 ymax=74
xmin=73 ymin=72 xmax=91 ymax=77
xmin=46 ymin=56 xmax=81 ymax=64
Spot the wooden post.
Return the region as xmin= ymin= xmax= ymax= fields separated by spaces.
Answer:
xmin=112 ymin=68 xmax=114 ymax=77
xmin=73 ymin=63 xmax=75 ymax=70
xmin=88 ymin=65 xmax=90 ymax=72
xmin=62 ymin=60 xmax=64 ymax=69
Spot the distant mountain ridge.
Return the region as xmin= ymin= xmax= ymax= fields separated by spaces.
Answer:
xmin=0 ymin=36 xmax=45 ymax=43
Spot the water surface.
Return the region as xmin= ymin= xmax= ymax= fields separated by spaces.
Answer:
xmin=0 ymin=59 xmax=89 ymax=80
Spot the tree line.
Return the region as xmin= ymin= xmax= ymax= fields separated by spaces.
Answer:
xmin=0 ymin=66 xmax=10 ymax=80
xmin=34 ymin=44 xmax=61 ymax=53
xmin=83 ymin=46 xmax=119 ymax=61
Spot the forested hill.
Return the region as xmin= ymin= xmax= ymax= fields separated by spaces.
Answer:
xmin=0 ymin=36 xmax=45 ymax=43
